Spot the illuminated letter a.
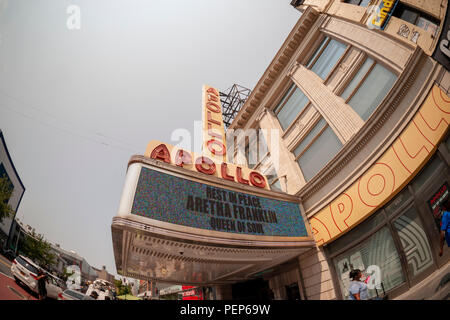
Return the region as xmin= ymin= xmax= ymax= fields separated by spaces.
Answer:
xmin=150 ymin=144 xmax=171 ymax=164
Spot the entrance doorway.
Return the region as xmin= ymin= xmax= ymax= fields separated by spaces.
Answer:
xmin=285 ymin=282 xmax=301 ymax=300
xmin=231 ymin=278 xmax=274 ymax=300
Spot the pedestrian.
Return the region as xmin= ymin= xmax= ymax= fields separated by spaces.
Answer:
xmin=439 ymin=201 xmax=450 ymax=257
xmin=348 ymin=269 xmax=369 ymax=300
xmin=36 ymin=269 xmax=47 ymax=300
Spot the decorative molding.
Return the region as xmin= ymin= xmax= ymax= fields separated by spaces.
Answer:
xmin=288 ymin=62 xmax=301 ymax=77
xmin=295 ymin=119 xmax=306 ymax=132
xmin=256 ymin=107 xmax=269 ymax=123
xmin=231 ymin=7 xmax=320 ymax=130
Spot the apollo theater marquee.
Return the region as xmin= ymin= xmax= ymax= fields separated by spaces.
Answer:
xmin=111 ymin=86 xmax=315 ymax=285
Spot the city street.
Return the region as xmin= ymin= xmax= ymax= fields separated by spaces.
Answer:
xmin=0 ymin=254 xmax=37 ymax=300
xmin=0 ymin=254 xmax=12 ymax=277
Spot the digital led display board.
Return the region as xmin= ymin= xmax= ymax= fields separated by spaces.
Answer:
xmin=131 ymin=167 xmax=308 ymax=237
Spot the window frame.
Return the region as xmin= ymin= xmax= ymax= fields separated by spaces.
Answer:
xmin=269 ymin=177 xmax=283 ymax=192
xmin=392 ymin=2 xmax=440 ymax=35
xmin=253 ymin=153 xmax=282 ymax=191
xmin=338 ymin=54 xmax=399 ymax=121
xmin=340 ymin=56 xmax=377 ymax=104
xmin=325 ymin=207 xmax=410 ymax=300
xmin=305 ymin=36 xmax=351 ymax=84
xmin=387 ymin=195 xmax=437 ymax=288
xmin=343 ymin=0 xmax=371 ymax=6
xmin=292 ymin=118 xmax=330 ymax=162
xmin=306 ymin=37 xmax=331 ymax=70
xmin=330 ymin=224 xmax=408 ymax=299
xmin=273 ymin=83 xmax=299 ymax=117
xmin=291 ymin=117 xmax=343 ymax=182
xmin=274 ymin=35 xmax=351 ymax=136
xmin=243 ymin=127 xmax=269 ymax=169
xmin=273 ymin=82 xmax=312 ymax=135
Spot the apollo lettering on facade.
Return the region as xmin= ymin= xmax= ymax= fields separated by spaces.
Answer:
xmin=144 ymin=141 xmax=269 ymax=189
xmin=202 ymin=85 xmax=227 ymax=162
xmin=371 ymin=0 xmax=399 ymax=29
xmin=310 ymin=85 xmax=450 ymax=246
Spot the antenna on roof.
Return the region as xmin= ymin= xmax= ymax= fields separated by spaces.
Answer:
xmin=219 ymin=84 xmax=251 ymax=129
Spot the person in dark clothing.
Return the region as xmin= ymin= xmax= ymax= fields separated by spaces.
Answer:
xmin=439 ymin=201 xmax=450 ymax=257
xmin=90 ymin=291 xmax=99 ymax=300
xmin=36 ymin=269 xmax=47 ymax=300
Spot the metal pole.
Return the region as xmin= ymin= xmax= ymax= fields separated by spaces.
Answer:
xmin=14 ymin=226 xmax=20 ymax=255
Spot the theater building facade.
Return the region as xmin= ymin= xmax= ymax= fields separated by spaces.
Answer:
xmin=112 ymin=0 xmax=450 ymax=300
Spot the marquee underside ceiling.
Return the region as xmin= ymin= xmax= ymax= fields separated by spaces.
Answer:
xmin=112 ymin=217 xmax=314 ymax=285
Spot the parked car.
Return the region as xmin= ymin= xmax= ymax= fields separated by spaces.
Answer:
xmin=59 ymin=289 xmax=95 ymax=300
xmin=11 ymin=255 xmax=40 ymax=293
xmin=10 ymin=255 xmax=64 ymax=299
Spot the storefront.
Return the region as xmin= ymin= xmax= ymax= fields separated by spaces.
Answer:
xmin=324 ymin=139 xmax=449 ymax=299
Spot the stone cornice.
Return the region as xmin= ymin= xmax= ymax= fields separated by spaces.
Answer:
xmin=229 ymin=7 xmax=320 ymax=130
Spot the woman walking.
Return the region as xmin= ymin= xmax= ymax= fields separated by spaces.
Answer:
xmin=36 ymin=269 xmax=47 ymax=300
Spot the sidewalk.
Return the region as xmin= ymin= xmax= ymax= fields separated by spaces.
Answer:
xmin=394 ymin=261 xmax=450 ymax=300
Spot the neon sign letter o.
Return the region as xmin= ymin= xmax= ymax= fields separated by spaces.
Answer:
xmin=249 ymin=172 xmax=266 ymax=189
xmin=195 ymin=156 xmax=216 ymax=175
xmin=207 ymin=139 xmax=226 ymax=156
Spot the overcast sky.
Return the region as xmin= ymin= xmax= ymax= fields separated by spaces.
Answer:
xmin=0 ymin=0 xmax=300 ymax=276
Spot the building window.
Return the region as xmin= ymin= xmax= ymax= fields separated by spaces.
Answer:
xmin=242 ymin=129 xmax=282 ymax=192
xmin=344 ymin=0 xmax=371 ymax=7
xmin=340 ymin=57 xmax=397 ymax=121
xmin=245 ymin=129 xmax=269 ymax=169
xmin=306 ymin=37 xmax=347 ymax=80
xmin=269 ymin=178 xmax=283 ymax=192
xmin=273 ymin=83 xmax=310 ymax=131
xmin=393 ymin=206 xmax=434 ymax=279
xmin=293 ymin=118 xmax=343 ymax=181
xmin=257 ymin=155 xmax=282 ymax=192
xmin=392 ymin=3 xmax=439 ymax=36
xmin=332 ymin=226 xmax=406 ymax=300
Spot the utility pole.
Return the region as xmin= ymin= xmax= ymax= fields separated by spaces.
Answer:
xmin=14 ymin=225 xmax=21 ymax=255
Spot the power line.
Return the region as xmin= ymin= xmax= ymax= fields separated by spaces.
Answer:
xmin=0 ymin=90 xmax=142 ymax=154
xmin=0 ymin=102 xmax=140 ymax=154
